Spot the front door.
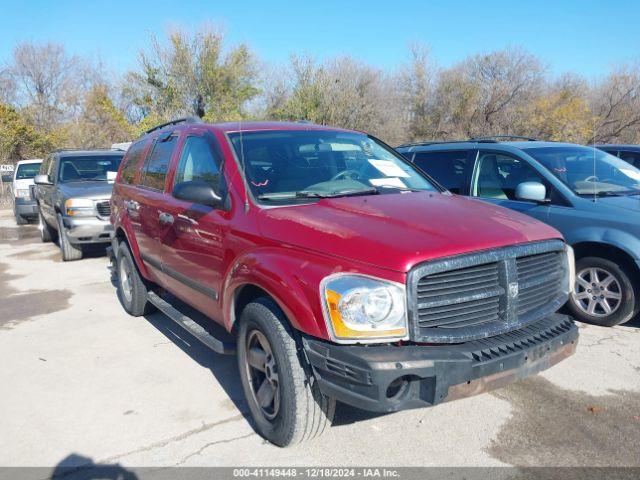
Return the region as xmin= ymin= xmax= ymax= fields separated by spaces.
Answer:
xmin=470 ymin=150 xmax=551 ymax=223
xmin=159 ymin=131 xmax=230 ymax=323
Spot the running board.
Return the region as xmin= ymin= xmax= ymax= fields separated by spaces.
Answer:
xmin=147 ymin=291 xmax=236 ymax=355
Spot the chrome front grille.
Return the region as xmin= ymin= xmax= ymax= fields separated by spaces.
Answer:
xmin=96 ymin=201 xmax=111 ymax=219
xmin=408 ymin=240 xmax=568 ymax=343
xmin=517 ymin=252 xmax=564 ymax=315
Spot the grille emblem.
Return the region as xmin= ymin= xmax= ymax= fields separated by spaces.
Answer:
xmin=508 ymin=282 xmax=519 ymax=298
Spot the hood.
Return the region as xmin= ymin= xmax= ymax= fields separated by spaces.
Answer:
xmin=58 ymin=181 xmax=113 ymax=199
xmin=13 ymin=178 xmax=35 ymax=189
xmin=589 ymin=194 xmax=640 ymax=214
xmin=257 ymin=192 xmax=563 ymax=273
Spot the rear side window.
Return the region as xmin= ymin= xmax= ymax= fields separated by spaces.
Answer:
xmin=120 ymin=140 xmax=148 ymax=185
xmin=141 ymin=134 xmax=178 ymax=191
xmin=413 ymin=150 xmax=470 ymax=193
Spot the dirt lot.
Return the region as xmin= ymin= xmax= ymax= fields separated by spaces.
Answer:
xmin=0 ymin=211 xmax=639 ymax=470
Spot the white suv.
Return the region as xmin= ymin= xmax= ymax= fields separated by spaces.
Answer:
xmin=12 ymin=159 xmax=42 ymax=225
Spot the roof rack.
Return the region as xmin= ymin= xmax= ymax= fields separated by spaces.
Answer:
xmin=468 ymin=135 xmax=539 ymax=143
xmin=396 ymin=140 xmax=469 ymax=148
xmin=144 ymin=117 xmax=202 ymax=135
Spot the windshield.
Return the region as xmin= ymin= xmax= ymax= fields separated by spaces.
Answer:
xmin=15 ymin=162 xmax=42 ymax=180
xmin=58 ymin=155 xmax=123 ymax=183
xmin=228 ymin=130 xmax=437 ymax=203
xmin=524 ymin=146 xmax=640 ymax=196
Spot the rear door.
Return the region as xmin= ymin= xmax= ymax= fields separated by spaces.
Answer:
xmin=158 ymin=130 xmax=230 ymax=322
xmin=134 ymin=131 xmax=179 ymax=283
xmin=37 ymin=155 xmax=58 ymax=225
xmin=412 ymin=150 xmax=474 ymax=194
xmin=469 ymin=150 xmax=552 ymax=222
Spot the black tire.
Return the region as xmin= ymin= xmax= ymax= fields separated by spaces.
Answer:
xmin=237 ymin=298 xmax=335 ymax=447
xmin=15 ymin=211 xmax=27 ymax=225
xmin=56 ymin=213 xmax=83 ymax=261
xmin=38 ymin=208 xmax=54 ymax=242
xmin=567 ymin=256 xmax=638 ymax=327
xmin=116 ymin=241 xmax=155 ymax=316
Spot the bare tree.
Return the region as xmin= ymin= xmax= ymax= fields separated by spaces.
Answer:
xmin=591 ymin=66 xmax=640 ymax=143
xmin=7 ymin=42 xmax=96 ymax=131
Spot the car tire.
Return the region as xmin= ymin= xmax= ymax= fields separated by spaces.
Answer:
xmin=15 ymin=209 xmax=27 ymax=225
xmin=237 ymin=297 xmax=335 ymax=447
xmin=56 ymin=213 xmax=83 ymax=261
xmin=116 ymin=241 xmax=155 ymax=316
xmin=567 ymin=256 xmax=637 ymax=327
xmin=39 ymin=208 xmax=55 ymax=242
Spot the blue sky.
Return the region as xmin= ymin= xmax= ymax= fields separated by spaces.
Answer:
xmin=1 ymin=0 xmax=639 ymax=79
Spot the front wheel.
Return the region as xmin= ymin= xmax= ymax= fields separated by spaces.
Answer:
xmin=237 ymin=298 xmax=335 ymax=447
xmin=568 ymin=256 xmax=637 ymax=326
xmin=56 ymin=214 xmax=82 ymax=261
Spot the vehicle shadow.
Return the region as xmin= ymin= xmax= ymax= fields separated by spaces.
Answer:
xmin=50 ymin=453 xmax=137 ymax=480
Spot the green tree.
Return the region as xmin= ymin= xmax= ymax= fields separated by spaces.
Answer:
xmin=0 ymin=103 xmax=56 ymax=162
xmin=125 ymin=27 xmax=260 ymax=124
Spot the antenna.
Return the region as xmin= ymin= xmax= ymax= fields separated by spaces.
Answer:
xmin=593 ymin=119 xmax=597 ymax=203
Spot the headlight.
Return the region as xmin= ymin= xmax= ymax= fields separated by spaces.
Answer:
xmin=320 ymin=274 xmax=408 ymax=343
xmin=65 ymin=198 xmax=94 ymax=216
xmin=565 ymin=244 xmax=575 ymax=295
xmin=16 ymin=189 xmax=30 ymax=199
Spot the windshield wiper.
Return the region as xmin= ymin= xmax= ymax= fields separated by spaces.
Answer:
xmin=258 ymin=188 xmax=379 ymax=201
xmin=582 ymin=190 xmax=640 ymax=197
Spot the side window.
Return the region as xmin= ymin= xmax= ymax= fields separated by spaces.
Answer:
xmin=413 ymin=150 xmax=470 ymax=194
xmin=120 ymin=140 xmax=149 ymax=185
xmin=618 ymin=151 xmax=640 ymax=168
xmin=173 ymin=134 xmax=227 ymax=203
xmin=472 ymin=153 xmax=547 ymax=201
xmin=141 ymin=134 xmax=177 ymax=191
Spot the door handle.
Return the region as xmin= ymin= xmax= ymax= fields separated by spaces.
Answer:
xmin=125 ymin=200 xmax=139 ymax=212
xmin=158 ymin=212 xmax=174 ymax=225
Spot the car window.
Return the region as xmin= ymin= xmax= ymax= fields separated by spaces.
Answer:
xmin=618 ymin=151 xmax=640 ymax=168
xmin=58 ymin=155 xmax=123 ymax=183
xmin=472 ymin=152 xmax=546 ymax=200
xmin=16 ymin=162 xmax=41 ymax=179
xmin=120 ymin=140 xmax=149 ymax=185
xmin=524 ymin=146 xmax=640 ymax=196
xmin=141 ymin=134 xmax=178 ymax=191
xmin=412 ymin=150 xmax=470 ymax=194
xmin=228 ymin=130 xmax=437 ymax=204
xmin=174 ymin=134 xmax=227 ymax=199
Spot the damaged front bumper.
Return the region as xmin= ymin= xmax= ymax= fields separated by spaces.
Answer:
xmin=304 ymin=314 xmax=578 ymax=413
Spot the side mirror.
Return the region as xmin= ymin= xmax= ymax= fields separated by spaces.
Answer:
xmin=173 ymin=180 xmax=223 ymax=208
xmin=1 ymin=174 xmax=12 ymax=183
xmin=515 ymin=181 xmax=548 ymax=203
xmin=107 ymin=171 xmax=117 ymax=183
xmin=34 ymin=174 xmax=52 ymax=185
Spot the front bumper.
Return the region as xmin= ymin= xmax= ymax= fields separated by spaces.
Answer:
xmin=14 ymin=197 xmax=38 ymax=217
xmin=304 ymin=314 xmax=577 ymax=413
xmin=62 ymin=216 xmax=113 ymax=244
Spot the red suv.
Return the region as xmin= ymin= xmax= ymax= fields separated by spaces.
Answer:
xmin=110 ymin=118 xmax=578 ymax=446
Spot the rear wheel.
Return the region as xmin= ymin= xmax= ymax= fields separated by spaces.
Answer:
xmin=237 ymin=298 xmax=335 ymax=447
xmin=568 ymin=256 xmax=637 ymax=326
xmin=56 ymin=213 xmax=82 ymax=261
xmin=116 ymin=241 xmax=155 ymax=316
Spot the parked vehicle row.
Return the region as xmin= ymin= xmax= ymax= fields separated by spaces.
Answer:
xmin=16 ymin=121 xmax=639 ymax=448
xmin=397 ymin=136 xmax=640 ymax=327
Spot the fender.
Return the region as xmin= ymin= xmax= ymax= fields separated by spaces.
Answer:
xmin=222 ymin=246 xmax=405 ymax=340
xmin=564 ymin=226 xmax=640 ymax=262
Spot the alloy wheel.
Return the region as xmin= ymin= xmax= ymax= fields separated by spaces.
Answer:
xmin=244 ymin=329 xmax=280 ymax=420
xmin=573 ymin=267 xmax=622 ymax=317
xmin=119 ymin=258 xmax=133 ymax=303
